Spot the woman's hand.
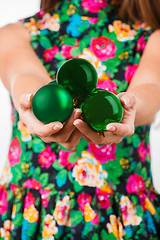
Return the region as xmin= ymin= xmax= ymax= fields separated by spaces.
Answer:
xmin=18 ymin=93 xmax=82 ymax=149
xmin=73 ymin=92 xmax=137 ymax=145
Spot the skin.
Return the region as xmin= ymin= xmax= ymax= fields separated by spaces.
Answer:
xmin=0 ymin=22 xmax=160 ymax=149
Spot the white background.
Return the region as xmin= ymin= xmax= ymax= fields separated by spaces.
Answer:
xmin=0 ymin=0 xmax=160 ymax=192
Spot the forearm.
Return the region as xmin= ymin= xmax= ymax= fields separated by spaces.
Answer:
xmin=127 ymin=83 xmax=160 ymax=126
xmin=10 ymin=73 xmax=51 ymax=111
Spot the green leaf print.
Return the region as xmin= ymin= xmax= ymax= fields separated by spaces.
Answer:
xmin=39 ymin=173 xmax=49 ymax=186
xmin=126 ymin=133 xmax=141 ymax=147
xmin=7 ymin=190 xmax=14 ymax=202
xmin=45 ymin=64 xmax=51 ymax=71
xmin=141 ymin=167 xmax=148 ymax=180
xmin=63 ymin=37 xmax=77 ymax=46
xmin=39 ymin=35 xmax=52 ymax=49
xmin=100 ymin=229 xmax=109 ymax=239
xmin=76 ymin=138 xmax=88 ymax=153
xmin=12 ymin=213 xmax=23 ymax=226
xmin=11 ymin=166 xmax=22 ymax=183
xmin=68 ymin=152 xmax=80 ymax=163
xmin=79 ymin=38 xmax=91 ymax=52
xmin=73 ymin=180 xmax=83 ymax=192
xmin=82 ymin=222 xmax=92 ymax=238
xmin=52 ymin=160 xmax=64 ymax=170
xmin=56 ymin=169 xmax=68 ymax=187
xmin=55 ymin=52 xmax=66 ymax=61
xmin=70 ymin=210 xmax=83 ymax=225
xmin=20 ymin=151 xmax=32 ymax=162
xmin=35 ymin=166 xmax=41 ymax=176
xmin=91 ymin=233 xmax=99 ymax=240
xmin=104 ymin=159 xmax=123 ymax=184
xmin=32 ymin=138 xmax=46 ymax=153
xmin=103 ymin=232 xmax=117 ymax=240
xmin=71 ymin=47 xmax=81 ymax=57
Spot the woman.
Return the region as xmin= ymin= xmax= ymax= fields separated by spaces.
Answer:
xmin=0 ymin=0 xmax=160 ymax=239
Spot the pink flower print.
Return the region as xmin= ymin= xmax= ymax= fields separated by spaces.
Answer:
xmin=97 ymin=79 xmax=117 ymax=94
xmin=91 ymin=214 xmax=99 ymax=225
xmin=124 ymin=64 xmax=138 ymax=83
xmin=8 ymin=136 xmax=21 ymax=167
xmin=77 ymin=193 xmax=92 ymax=213
xmin=38 ymin=146 xmax=57 ymax=168
xmin=126 ymin=174 xmax=145 ymax=194
xmin=88 ymin=143 xmax=116 ymax=164
xmin=10 ymin=183 xmax=18 ymax=194
xmin=40 ymin=189 xmax=50 ymax=208
xmin=61 ymin=45 xmax=75 ymax=59
xmin=53 ymin=195 xmax=71 ymax=226
xmin=146 ymin=190 xmax=157 ymax=201
xmin=37 ymin=10 xmax=45 ymax=18
xmin=58 ymin=150 xmax=72 ymax=167
xmin=96 ymin=188 xmax=111 ymax=209
xmin=0 ymin=185 xmax=8 ymax=215
xmin=136 ymin=36 xmax=146 ymax=51
xmin=137 ymin=141 xmax=148 ymax=162
xmin=82 ymin=0 xmax=108 ymax=13
xmin=11 ymin=102 xmax=15 ymax=124
xmin=89 ymin=36 xmax=117 ymax=61
xmin=43 ymin=46 xmax=59 ymax=62
xmin=24 ymin=192 xmax=35 ymax=209
xmin=88 ymin=18 xmax=98 ymax=24
xmin=24 ymin=179 xmax=41 ymax=190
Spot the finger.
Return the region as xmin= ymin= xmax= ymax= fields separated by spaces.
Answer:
xmin=106 ymin=122 xmax=134 ymax=137
xmin=59 ymin=129 xmax=82 ymax=150
xmin=19 ymin=107 xmax=63 ymax=137
xmin=19 ymin=93 xmax=33 ymax=110
xmin=73 ymin=119 xmax=106 ymax=144
xmin=53 ymin=109 xmax=82 ymax=142
xmin=81 ymin=134 xmax=93 ymax=143
xmin=119 ymin=92 xmax=137 ymax=110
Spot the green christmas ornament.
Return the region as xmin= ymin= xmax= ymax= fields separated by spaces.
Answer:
xmin=32 ymin=84 xmax=73 ymax=124
xmin=81 ymin=89 xmax=123 ymax=132
xmin=47 ymin=80 xmax=57 ymax=85
xmin=56 ymin=58 xmax=98 ymax=106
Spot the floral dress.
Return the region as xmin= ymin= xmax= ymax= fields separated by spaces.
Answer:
xmin=0 ymin=0 xmax=160 ymax=239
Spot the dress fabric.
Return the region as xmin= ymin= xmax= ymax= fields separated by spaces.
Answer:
xmin=0 ymin=0 xmax=160 ymax=239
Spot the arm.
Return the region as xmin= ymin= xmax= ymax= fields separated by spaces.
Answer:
xmin=0 ymin=23 xmax=82 ymax=149
xmin=74 ymin=30 xmax=160 ymax=144
xmin=127 ymin=29 xmax=160 ymax=126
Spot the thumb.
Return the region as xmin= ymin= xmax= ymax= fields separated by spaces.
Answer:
xmin=19 ymin=93 xmax=33 ymax=111
xmin=118 ymin=92 xmax=137 ymax=110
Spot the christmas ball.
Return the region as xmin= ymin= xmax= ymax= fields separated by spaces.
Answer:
xmin=56 ymin=58 xmax=98 ymax=106
xmin=81 ymin=89 xmax=123 ymax=131
xmin=32 ymin=84 xmax=73 ymax=124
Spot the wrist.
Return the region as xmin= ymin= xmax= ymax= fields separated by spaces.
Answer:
xmin=11 ymin=73 xmax=51 ymax=111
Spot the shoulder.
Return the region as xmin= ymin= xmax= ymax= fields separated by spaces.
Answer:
xmin=144 ymin=29 xmax=160 ymax=54
xmin=0 ymin=22 xmax=31 ymax=44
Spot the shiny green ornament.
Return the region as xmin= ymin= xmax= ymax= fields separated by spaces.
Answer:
xmin=81 ymin=89 xmax=123 ymax=131
xmin=56 ymin=58 xmax=98 ymax=107
xmin=47 ymin=80 xmax=57 ymax=85
xmin=32 ymin=84 xmax=73 ymax=124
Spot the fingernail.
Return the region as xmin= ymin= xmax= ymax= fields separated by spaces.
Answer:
xmin=106 ymin=125 xmax=116 ymax=131
xmin=25 ymin=94 xmax=32 ymax=103
xmin=53 ymin=124 xmax=63 ymax=130
xmin=74 ymin=109 xmax=82 ymax=119
xmin=73 ymin=119 xmax=80 ymax=126
xmin=122 ymin=97 xmax=130 ymax=106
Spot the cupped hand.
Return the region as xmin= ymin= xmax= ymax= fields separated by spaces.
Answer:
xmin=73 ymin=92 xmax=137 ymax=145
xmin=18 ymin=93 xmax=82 ymax=149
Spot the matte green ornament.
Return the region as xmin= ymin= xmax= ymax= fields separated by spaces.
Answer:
xmin=32 ymin=84 xmax=73 ymax=124
xmin=81 ymin=89 xmax=123 ymax=131
xmin=56 ymin=58 xmax=98 ymax=107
